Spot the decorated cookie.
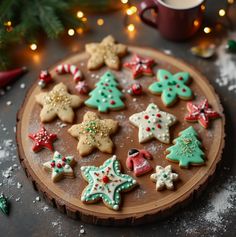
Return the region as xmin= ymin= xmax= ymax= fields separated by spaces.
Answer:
xmin=166 ymin=126 xmax=205 ymax=168
xmin=149 ymin=69 xmax=193 ymax=106
xmin=124 ymin=54 xmax=155 ymax=79
xmin=68 ymin=111 xmax=118 ymax=156
xmin=126 ymin=148 xmax=153 ymax=176
xmin=28 ymin=127 xmax=57 ymax=152
xmin=35 ymin=83 xmax=83 ymax=123
xmin=80 ymin=155 xmax=137 ymax=210
xmin=85 ymin=71 xmax=125 ymax=112
xmin=185 ymin=99 xmax=221 ymax=128
xmin=43 ymin=151 xmax=76 ymax=182
xmin=56 ymin=64 xmax=83 ymax=83
xmin=85 ymin=35 xmax=127 ymax=70
xmin=129 ymin=103 xmax=177 ymax=144
xmin=150 ymin=165 xmax=179 ymax=191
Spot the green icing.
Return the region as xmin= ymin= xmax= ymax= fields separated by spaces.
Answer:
xmin=80 ymin=156 xmax=136 ymax=210
xmin=166 ymin=126 xmax=205 ymax=168
xmin=149 ymin=69 xmax=192 ymax=106
xmin=85 ymin=71 xmax=125 ymax=112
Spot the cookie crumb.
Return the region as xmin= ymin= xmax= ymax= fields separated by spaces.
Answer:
xmin=6 ymin=101 xmax=12 ymax=106
xmin=36 ymin=196 xmax=41 ymax=201
xmin=17 ymin=182 xmax=22 ymax=189
xmin=15 ymin=197 xmax=21 ymax=202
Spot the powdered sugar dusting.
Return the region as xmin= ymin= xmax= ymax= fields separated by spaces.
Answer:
xmin=215 ymin=33 xmax=236 ymax=93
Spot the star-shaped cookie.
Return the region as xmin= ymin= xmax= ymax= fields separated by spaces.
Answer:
xmin=129 ymin=103 xmax=177 ymax=144
xmin=185 ymin=99 xmax=221 ymax=128
xmin=35 ymin=83 xmax=83 ymax=123
xmin=85 ymin=35 xmax=127 ymax=70
xmin=150 ymin=165 xmax=179 ymax=191
xmin=81 ymin=155 xmax=137 ymax=210
xmin=68 ymin=111 xmax=118 ymax=156
xmin=28 ymin=127 xmax=57 ymax=152
xmin=43 ymin=151 xmax=76 ymax=182
xmin=124 ymin=54 xmax=155 ymax=79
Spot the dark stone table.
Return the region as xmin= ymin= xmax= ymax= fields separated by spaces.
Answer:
xmin=0 ymin=1 xmax=235 ymax=236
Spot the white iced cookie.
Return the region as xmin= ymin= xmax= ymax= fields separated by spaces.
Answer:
xmin=43 ymin=151 xmax=76 ymax=182
xmin=150 ymin=165 xmax=179 ymax=191
xmin=129 ymin=103 xmax=177 ymax=143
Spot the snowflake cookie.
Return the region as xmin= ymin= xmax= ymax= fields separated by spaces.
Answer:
xmin=166 ymin=126 xmax=205 ymax=168
xmin=185 ymin=99 xmax=221 ymax=128
xmin=43 ymin=151 xmax=76 ymax=182
xmin=28 ymin=127 xmax=57 ymax=152
xmin=80 ymin=155 xmax=137 ymax=210
xmin=123 ymin=54 xmax=155 ymax=79
xmin=150 ymin=165 xmax=179 ymax=191
xmin=149 ymin=69 xmax=193 ymax=106
xmin=35 ymin=83 xmax=83 ymax=123
xmin=129 ymin=103 xmax=177 ymax=144
xmin=68 ymin=111 xmax=118 ymax=156
xmin=85 ymin=35 xmax=127 ymax=70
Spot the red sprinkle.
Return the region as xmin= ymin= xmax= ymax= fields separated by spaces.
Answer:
xmin=146 ymin=127 xmax=151 ymax=132
xmin=51 ymin=162 xmax=55 ymax=167
xmin=156 ymin=113 xmax=161 ymax=118
xmin=110 ymin=100 xmax=116 ymax=105
xmin=168 ymin=88 xmax=172 ymax=91
xmin=144 ymin=115 xmax=149 ymax=119
xmin=102 ymin=175 xmax=110 ymax=184
xmin=62 ymin=162 xmax=66 ymax=167
xmin=164 ymin=75 xmax=168 ymax=79
xmin=178 ymin=77 xmax=183 ymax=81
xmin=57 ymin=163 xmax=62 ymax=168
xmin=62 ymin=157 xmax=66 ymax=162
xmin=104 ymin=83 xmax=109 ymax=86
xmin=176 ymin=84 xmax=180 ymax=88
xmin=182 ymin=88 xmax=186 ymax=92
xmin=157 ymin=124 xmax=162 ymax=129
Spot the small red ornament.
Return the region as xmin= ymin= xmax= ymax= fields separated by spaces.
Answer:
xmin=0 ymin=67 xmax=27 ymax=88
xmin=127 ymin=83 xmax=143 ymax=96
xmin=102 ymin=175 xmax=110 ymax=183
xmin=38 ymin=70 xmax=53 ymax=88
xmin=75 ymin=81 xmax=90 ymax=95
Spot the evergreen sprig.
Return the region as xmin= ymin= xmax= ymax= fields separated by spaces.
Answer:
xmin=0 ymin=0 xmax=84 ymax=69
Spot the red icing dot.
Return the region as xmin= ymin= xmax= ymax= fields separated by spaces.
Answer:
xmin=168 ymin=88 xmax=172 ymax=91
xmin=156 ymin=114 xmax=161 ymax=118
xmin=182 ymin=88 xmax=186 ymax=92
xmin=144 ymin=115 xmax=149 ymax=119
xmin=157 ymin=124 xmax=162 ymax=129
xmin=164 ymin=75 xmax=168 ymax=79
xmin=176 ymin=84 xmax=180 ymax=88
xmin=102 ymin=175 xmax=110 ymax=183
xmin=110 ymin=100 xmax=116 ymax=105
xmin=146 ymin=127 xmax=151 ymax=132
xmin=104 ymin=83 xmax=109 ymax=86
xmin=62 ymin=162 xmax=66 ymax=167
xmin=57 ymin=163 xmax=62 ymax=168
xmin=109 ymin=90 xmax=112 ymax=92
xmin=62 ymin=157 xmax=66 ymax=162
xmin=51 ymin=162 xmax=55 ymax=167
xmin=178 ymin=77 xmax=183 ymax=81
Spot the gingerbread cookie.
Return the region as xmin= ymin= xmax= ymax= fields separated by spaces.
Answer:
xmin=185 ymin=99 xmax=221 ymax=128
xmin=150 ymin=165 xmax=179 ymax=191
xmin=80 ymin=155 xmax=137 ymax=210
xmin=43 ymin=151 xmax=76 ymax=182
xmin=166 ymin=126 xmax=205 ymax=168
xmin=35 ymin=83 xmax=83 ymax=123
xmin=124 ymin=54 xmax=155 ymax=79
xmin=126 ymin=148 xmax=153 ymax=176
xmin=68 ymin=111 xmax=118 ymax=156
xmin=85 ymin=71 xmax=125 ymax=112
xmin=129 ymin=103 xmax=177 ymax=144
xmin=149 ymin=69 xmax=193 ymax=107
xmin=28 ymin=127 xmax=57 ymax=152
xmin=85 ymin=35 xmax=127 ymax=70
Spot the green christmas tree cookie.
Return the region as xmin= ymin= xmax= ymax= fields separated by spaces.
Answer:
xmin=85 ymin=71 xmax=125 ymax=112
xmin=149 ymin=69 xmax=193 ymax=106
xmin=166 ymin=126 xmax=205 ymax=168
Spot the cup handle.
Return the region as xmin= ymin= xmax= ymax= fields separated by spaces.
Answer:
xmin=138 ymin=0 xmax=158 ymax=28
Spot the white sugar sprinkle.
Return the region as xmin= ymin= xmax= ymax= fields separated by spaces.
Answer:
xmin=6 ymin=101 xmax=12 ymax=106
xmin=20 ymin=83 xmax=26 ymax=89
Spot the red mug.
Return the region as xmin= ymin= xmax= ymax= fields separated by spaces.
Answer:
xmin=139 ymin=0 xmax=205 ymax=41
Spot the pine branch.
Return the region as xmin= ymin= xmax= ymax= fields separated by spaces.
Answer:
xmin=0 ymin=0 xmax=17 ymax=20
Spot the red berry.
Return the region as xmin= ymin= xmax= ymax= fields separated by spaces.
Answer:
xmin=157 ymin=124 xmax=162 ymax=129
xmin=102 ymin=175 xmax=110 ymax=183
xmin=57 ymin=163 xmax=62 ymax=168
xmin=131 ymin=83 xmax=142 ymax=95
xmin=144 ymin=115 xmax=149 ymax=119
xmin=156 ymin=113 xmax=161 ymax=118
xmin=146 ymin=127 xmax=151 ymax=131
xmin=51 ymin=162 xmax=55 ymax=167
xmin=62 ymin=157 xmax=66 ymax=162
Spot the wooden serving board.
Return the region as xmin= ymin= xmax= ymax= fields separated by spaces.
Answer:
xmin=16 ymin=46 xmax=225 ymax=225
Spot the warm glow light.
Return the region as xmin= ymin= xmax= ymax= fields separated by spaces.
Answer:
xmin=77 ymin=11 xmax=84 ymax=18
xmin=121 ymin=0 xmax=128 ymax=4
xmin=219 ymin=9 xmax=226 ymax=17
xmin=228 ymin=0 xmax=234 ymax=4
xmin=30 ymin=43 xmax=37 ymax=51
xmin=4 ymin=21 xmax=12 ymax=26
xmin=127 ymin=24 xmax=135 ymax=32
xmin=81 ymin=17 xmax=87 ymax=22
xmin=193 ymin=20 xmax=200 ymax=27
xmin=68 ymin=28 xmax=75 ymax=36
xmin=201 ymin=5 xmax=206 ymax=11
xmin=204 ymin=27 xmax=211 ymax=34
xmin=77 ymin=28 xmax=84 ymax=34
xmin=126 ymin=6 xmax=137 ymax=15
xmin=97 ymin=18 xmax=104 ymax=26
